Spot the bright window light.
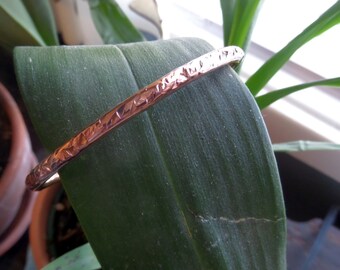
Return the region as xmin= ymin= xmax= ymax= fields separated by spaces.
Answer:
xmin=157 ymin=0 xmax=340 ymax=180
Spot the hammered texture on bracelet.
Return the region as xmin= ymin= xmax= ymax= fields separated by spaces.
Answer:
xmin=26 ymin=45 xmax=244 ymax=191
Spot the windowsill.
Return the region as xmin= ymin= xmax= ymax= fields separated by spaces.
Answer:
xmin=245 ymin=42 xmax=340 ymax=184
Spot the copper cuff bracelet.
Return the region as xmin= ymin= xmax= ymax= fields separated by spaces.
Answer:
xmin=26 ymin=46 xmax=244 ymax=191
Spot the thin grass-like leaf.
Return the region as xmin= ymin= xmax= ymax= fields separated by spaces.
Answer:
xmin=220 ymin=0 xmax=236 ymax=46
xmin=246 ymin=1 xmax=340 ymax=96
xmin=220 ymin=0 xmax=263 ymax=52
xmin=43 ymin=243 xmax=100 ymax=270
xmin=88 ymin=0 xmax=144 ymax=44
xmin=273 ymin=141 xmax=340 ymax=152
xmin=256 ymin=77 xmax=340 ymax=109
xmin=22 ymin=0 xmax=59 ymax=45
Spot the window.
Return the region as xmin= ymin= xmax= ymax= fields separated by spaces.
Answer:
xmin=157 ymin=0 xmax=340 ymax=180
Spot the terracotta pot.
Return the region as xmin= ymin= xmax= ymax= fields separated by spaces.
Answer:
xmin=30 ymin=183 xmax=61 ymax=269
xmin=0 ymin=83 xmax=37 ymax=255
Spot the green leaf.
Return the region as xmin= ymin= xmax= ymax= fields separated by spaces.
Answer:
xmin=88 ymin=0 xmax=144 ymax=44
xmin=220 ymin=0 xmax=263 ymax=52
xmin=0 ymin=0 xmax=45 ymax=52
xmin=22 ymin=0 xmax=59 ymax=46
xmin=273 ymin=141 xmax=340 ymax=152
xmin=43 ymin=243 xmax=101 ymax=270
xmin=15 ymin=38 xmax=286 ymax=269
xmin=246 ymin=1 xmax=340 ymax=96
xmin=256 ymin=77 xmax=340 ymax=109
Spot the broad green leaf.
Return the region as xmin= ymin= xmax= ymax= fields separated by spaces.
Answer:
xmin=88 ymin=0 xmax=144 ymax=44
xmin=246 ymin=1 xmax=340 ymax=96
xmin=273 ymin=141 xmax=340 ymax=152
xmin=0 ymin=0 xmax=45 ymax=52
xmin=220 ymin=0 xmax=263 ymax=52
xmin=22 ymin=0 xmax=59 ymax=46
xmin=43 ymin=243 xmax=100 ymax=270
xmin=15 ymin=38 xmax=286 ymax=269
xmin=256 ymin=77 xmax=340 ymax=109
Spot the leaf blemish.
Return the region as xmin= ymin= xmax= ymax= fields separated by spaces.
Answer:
xmin=195 ymin=214 xmax=284 ymax=224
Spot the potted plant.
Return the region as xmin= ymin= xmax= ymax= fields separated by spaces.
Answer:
xmin=16 ymin=37 xmax=286 ymax=269
xmin=0 ymin=0 xmax=58 ymax=256
xmin=0 ymin=83 xmax=37 ymax=255
xmin=11 ymin=2 xmax=284 ymax=268
xmin=8 ymin=0 xmax=340 ymax=269
xmin=29 ymin=182 xmax=89 ymax=268
xmin=0 ymin=0 xmax=162 ymax=266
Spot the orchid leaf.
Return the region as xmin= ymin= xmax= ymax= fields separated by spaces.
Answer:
xmin=0 ymin=0 xmax=45 ymax=52
xmin=15 ymin=38 xmax=286 ymax=269
xmin=22 ymin=0 xmax=59 ymax=46
xmin=88 ymin=0 xmax=144 ymax=44
xmin=43 ymin=243 xmax=100 ymax=270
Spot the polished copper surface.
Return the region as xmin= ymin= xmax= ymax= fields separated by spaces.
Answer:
xmin=26 ymin=46 xmax=244 ymax=191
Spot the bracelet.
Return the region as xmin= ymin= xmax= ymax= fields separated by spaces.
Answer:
xmin=26 ymin=45 xmax=244 ymax=191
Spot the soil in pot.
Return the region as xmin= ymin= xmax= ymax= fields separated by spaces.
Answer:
xmin=48 ymin=188 xmax=87 ymax=260
xmin=31 ymin=184 xmax=88 ymax=268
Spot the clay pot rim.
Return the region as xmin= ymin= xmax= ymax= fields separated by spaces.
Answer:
xmin=0 ymin=82 xmax=31 ymax=193
xmin=0 ymin=158 xmax=37 ymax=255
xmin=30 ymin=183 xmax=61 ymax=269
xmin=0 ymin=82 xmax=38 ymax=255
